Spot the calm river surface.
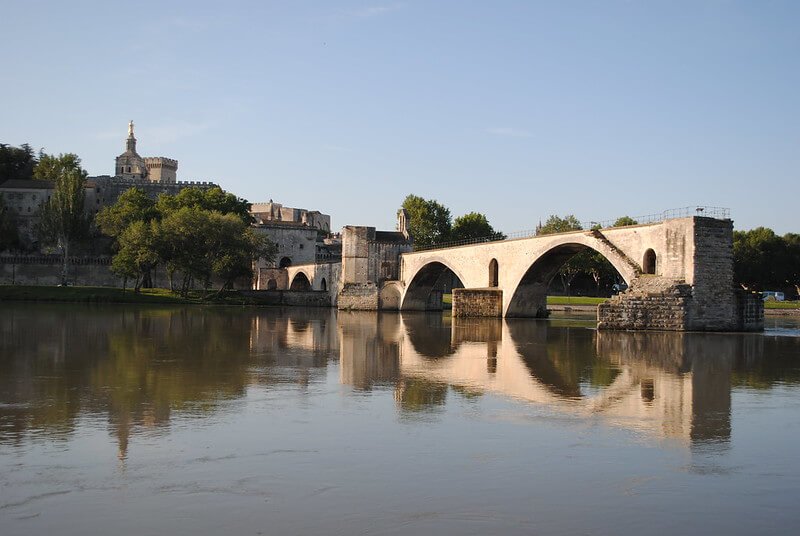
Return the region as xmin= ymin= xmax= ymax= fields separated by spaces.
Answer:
xmin=1 ymin=304 xmax=800 ymax=535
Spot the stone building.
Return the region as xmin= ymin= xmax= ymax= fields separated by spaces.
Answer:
xmin=115 ymin=121 xmax=178 ymax=183
xmin=0 ymin=122 xmax=217 ymax=250
xmin=250 ymin=200 xmax=330 ymax=232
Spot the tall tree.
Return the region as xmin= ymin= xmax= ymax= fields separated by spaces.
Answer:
xmin=110 ymin=220 xmax=160 ymax=292
xmin=402 ymin=194 xmax=452 ymax=247
xmin=36 ymin=158 xmax=88 ymax=284
xmin=33 ymin=152 xmax=83 ymax=182
xmin=0 ymin=143 xmax=38 ymax=183
xmin=451 ymin=212 xmax=505 ymax=242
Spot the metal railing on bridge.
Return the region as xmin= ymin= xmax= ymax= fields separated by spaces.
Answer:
xmin=412 ymin=206 xmax=731 ymax=252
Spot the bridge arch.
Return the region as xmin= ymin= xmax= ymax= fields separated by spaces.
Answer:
xmin=289 ymin=271 xmax=312 ymax=291
xmin=401 ymin=259 xmax=467 ymax=311
xmin=505 ymin=238 xmax=638 ymax=317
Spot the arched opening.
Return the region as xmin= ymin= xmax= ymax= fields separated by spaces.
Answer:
xmin=289 ymin=272 xmax=311 ymax=291
xmin=506 ymin=243 xmax=627 ymax=318
xmin=320 ymin=278 xmax=327 ymax=292
xmin=266 ymin=278 xmax=277 ymax=290
xmin=379 ymin=283 xmax=402 ymax=310
xmin=279 ymin=257 xmax=292 ymax=268
xmin=401 ymin=261 xmax=464 ymax=312
xmin=643 ymin=249 xmax=657 ymax=275
xmin=488 ymin=258 xmax=499 ymax=287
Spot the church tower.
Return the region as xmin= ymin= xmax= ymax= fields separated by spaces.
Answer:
xmin=115 ymin=121 xmax=148 ymax=180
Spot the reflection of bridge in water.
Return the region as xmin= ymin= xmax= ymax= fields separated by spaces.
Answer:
xmin=338 ymin=313 xmax=766 ymax=447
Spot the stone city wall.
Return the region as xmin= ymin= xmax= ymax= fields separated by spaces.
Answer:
xmin=0 ymin=256 xmax=250 ymax=290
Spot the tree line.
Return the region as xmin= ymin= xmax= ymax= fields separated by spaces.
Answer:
xmin=401 ymin=194 xmax=506 ymax=247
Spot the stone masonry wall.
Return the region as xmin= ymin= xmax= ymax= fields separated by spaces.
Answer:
xmin=452 ymin=288 xmax=503 ymax=318
xmin=687 ymin=217 xmax=737 ymax=330
xmin=338 ymin=283 xmax=379 ymax=310
xmin=598 ymin=278 xmax=691 ymax=331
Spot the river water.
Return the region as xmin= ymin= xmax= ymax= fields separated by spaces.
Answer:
xmin=1 ymin=304 xmax=799 ymax=535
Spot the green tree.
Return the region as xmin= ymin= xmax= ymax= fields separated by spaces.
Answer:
xmin=451 ymin=212 xmax=505 ymax=242
xmin=111 ymin=220 xmax=160 ymax=291
xmin=537 ymin=214 xmax=583 ymax=235
xmin=0 ymin=143 xmax=38 ymax=183
xmin=96 ymin=187 xmax=158 ymax=240
xmin=613 ymin=216 xmax=638 ymax=227
xmin=209 ymin=216 xmax=276 ymax=293
xmin=733 ymin=227 xmax=785 ymax=290
xmin=36 ymin=157 xmax=88 ymax=285
xmin=33 ymin=153 xmax=83 ymax=182
xmin=402 ymin=194 xmax=452 ymax=248
xmin=157 ymin=186 xmax=253 ymax=224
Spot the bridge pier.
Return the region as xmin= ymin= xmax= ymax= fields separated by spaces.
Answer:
xmin=452 ymin=288 xmax=503 ymax=317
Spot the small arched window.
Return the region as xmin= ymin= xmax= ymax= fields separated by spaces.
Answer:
xmin=643 ymin=249 xmax=657 ymax=275
xmin=320 ymin=278 xmax=327 ymax=292
xmin=279 ymin=257 xmax=292 ymax=268
xmin=266 ymin=279 xmax=277 ymax=290
xmin=488 ymin=259 xmax=499 ymax=287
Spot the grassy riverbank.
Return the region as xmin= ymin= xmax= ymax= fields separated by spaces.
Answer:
xmin=0 ymin=285 xmax=254 ymax=305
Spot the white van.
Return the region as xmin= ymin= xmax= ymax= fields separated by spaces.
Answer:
xmin=762 ymin=291 xmax=785 ymax=301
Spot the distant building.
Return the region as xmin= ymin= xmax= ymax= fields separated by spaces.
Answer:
xmin=250 ymin=200 xmax=330 ymax=233
xmin=115 ymin=121 xmax=178 ymax=183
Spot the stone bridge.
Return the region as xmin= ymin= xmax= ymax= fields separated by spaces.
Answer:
xmin=393 ymin=216 xmax=762 ymax=331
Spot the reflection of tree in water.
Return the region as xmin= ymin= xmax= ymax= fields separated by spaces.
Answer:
xmin=0 ymin=305 xmax=337 ymax=458
xmin=394 ymin=378 xmax=448 ymax=413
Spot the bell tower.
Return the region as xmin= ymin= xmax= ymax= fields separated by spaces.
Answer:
xmin=115 ymin=120 xmax=148 ymax=180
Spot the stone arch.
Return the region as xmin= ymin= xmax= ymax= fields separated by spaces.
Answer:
xmin=506 ymin=241 xmax=632 ymax=318
xmin=643 ymin=249 xmax=657 ymax=275
xmin=266 ymin=278 xmax=277 ymax=290
xmin=289 ymin=271 xmax=311 ymax=291
xmin=401 ymin=260 xmax=466 ymax=311
xmin=279 ymin=257 xmax=292 ymax=268
xmin=379 ymin=281 xmax=402 ymax=310
xmin=320 ymin=277 xmax=327 ymax=292
xmin=489 ymin=258 xmax=499 ymax=287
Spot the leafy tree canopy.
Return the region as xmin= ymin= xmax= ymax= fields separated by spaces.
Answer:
xmin=0 ymin=143 xmax=38 ymax=183
xmin=451 ymin=212 xmax=505 ymax=242
xmin=402 ymin=194 xmax=452 ymax=247
xmin=537 ymin=215 xmax=582 ymax=235
xmin=96 ymin=187 xmax=157 ymax=240
xmin=613 ymin=216 xmax=638 ymax=227
xmin=34 ymin=153 xmax=83 ymax=182
xmin=156 ymin=186 xmax=253 ymax=224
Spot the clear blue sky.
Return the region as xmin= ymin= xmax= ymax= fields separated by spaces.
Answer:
xmin=1 ymin=1 xmax=798 ymax=234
